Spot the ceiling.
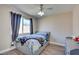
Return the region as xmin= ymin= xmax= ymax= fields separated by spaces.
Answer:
xmin=13 ymin=4 xmax=75 ymax=18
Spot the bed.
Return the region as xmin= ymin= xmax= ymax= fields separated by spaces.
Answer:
xmin=15 ymin=32 xmax=50 ymax=55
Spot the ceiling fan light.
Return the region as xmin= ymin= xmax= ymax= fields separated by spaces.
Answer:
xmin=38 ymin=11 xmax=44 ymax=16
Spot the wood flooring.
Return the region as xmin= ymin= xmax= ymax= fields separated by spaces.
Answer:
xmin=2 ymin=44 xmax=65 ymax=55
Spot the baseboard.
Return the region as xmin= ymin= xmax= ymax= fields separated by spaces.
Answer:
xmin=50 ymin=42 xmax=65 ymax=47
xmin=0 ymin=46 xmax=16 ymax=54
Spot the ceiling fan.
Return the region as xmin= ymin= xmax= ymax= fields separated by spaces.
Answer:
xmin=37 ymin=4 xmax=53 ymax=16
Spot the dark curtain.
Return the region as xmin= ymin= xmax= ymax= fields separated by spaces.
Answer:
xmin=30 ymin=18 xmax=33 ymax=34
xmin=11 ymin=12 xmax=21 ymax=41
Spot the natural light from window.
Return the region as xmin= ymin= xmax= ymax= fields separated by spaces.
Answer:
xmin=19 ymin=17 xmax=30 ymax=34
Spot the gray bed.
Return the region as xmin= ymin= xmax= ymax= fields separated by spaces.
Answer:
xmin=15 ymin=32 xmax=50 ymax=55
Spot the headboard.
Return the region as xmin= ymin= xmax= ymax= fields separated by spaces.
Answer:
xmin=35 ymin=31 xmax=50 ymax=41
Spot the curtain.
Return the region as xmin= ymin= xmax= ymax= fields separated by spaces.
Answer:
xmin=30 ymin=18 xmax=33 ymax=34
xmin=11 ymin=12 xmax=21 ymax=41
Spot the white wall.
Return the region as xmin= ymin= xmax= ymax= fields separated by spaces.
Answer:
xmin=38 ymin=12 xmax=73 ymax=45
xmin=73 ymin=5 xmax=79 ymax=36
xmin=0 ymin=5 xmax=37 ymax=52
xmin=0 ymin=5 xmax=12 ymax=51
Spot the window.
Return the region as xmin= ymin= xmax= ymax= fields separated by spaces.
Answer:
xmin=19 ymin=17 xmax=30 ymax=34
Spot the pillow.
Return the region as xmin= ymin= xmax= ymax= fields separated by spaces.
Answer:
xmin=36 ymin=32 xmax=48 ymax=36
xmin=36 ymin=32 xmax=50 ymax=41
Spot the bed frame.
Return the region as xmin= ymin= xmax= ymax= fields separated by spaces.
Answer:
xmin=15 ymin=32 xmax=50 ymax=55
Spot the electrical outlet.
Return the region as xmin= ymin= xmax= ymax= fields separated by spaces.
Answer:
xmin=11 ymin=42 xmax=14 ymax=46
